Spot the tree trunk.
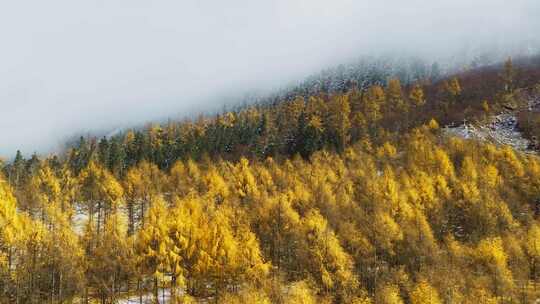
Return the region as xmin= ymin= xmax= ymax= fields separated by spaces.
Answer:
xmin=138 ymin=278 xmax=143 ymax=304
xmin=112 ymin=271 xmax=116 ymax=304
xmin=50 ymin=270 xmax=55 ymax=304
xmin=171 ymin=273 xmax=177 ymax=304
xmin=30 ymin=247 xmax=36 ymax=304
xmin=97 ymin=201 xmax=102 ymax=239
xmin=58 ymin=272 xmax=63 ymax=304
xmin=128 ymin=200 xmax=135 ymax=236
xmin=141 ymin=199 xmax=146 ymax=228
xmin=154 ymin=277 xmax=160 ymax=304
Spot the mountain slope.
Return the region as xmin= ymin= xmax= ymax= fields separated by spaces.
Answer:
xmin=1 ymin=55 xmax=540 ymax=303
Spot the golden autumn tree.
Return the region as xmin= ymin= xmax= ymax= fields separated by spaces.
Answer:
xmin=474 ymin=237 xmax=514 ymax=297
xmin=327 ymin=94 xmax=351 ymax=150
xmin=387 ymin=78 xmax=406 ymax=113
xmin=39 ymin=201 xmax=85 ymax=302
xmin=0 ymin=174 xmax=22 ymax=302
xmin=363 ymin=85 xmax=386 ymax=135
xmin=409 ymin=280 xmax=442 ymax=304
xmin=387 ymin=78 xmax=409 ymax=129
xmin=526 ymin=224 xmax=540 ymax=281
xmin=78 ymin=160 xmax=124 ymax=239
xmin=442 ymin=77 xmax=462 ymax=114
xmin=409 ymin=83 xmax=425 ymax=107
xmin=124 ymin=160 xmax=166 ymax=234
xmin=88 ymin=212 xmax=133 ymax=303
xmin=136 ymin=196 xmax=172 ymax=303
xmin=299 ymin=210 xmax=358 ymax=300
xmin=375 ymin=284 xmax=404 ymax=304
xmin=503 ymin=57 xmax=515 ymax=93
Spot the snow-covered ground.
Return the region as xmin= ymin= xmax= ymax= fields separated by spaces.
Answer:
xmin=117 ymin=289 xmax=172 ymax=304
xmin=443 ymin=113 xmax=535 ymax=153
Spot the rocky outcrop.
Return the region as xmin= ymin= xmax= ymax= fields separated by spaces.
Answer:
xmin=444 ymin=113 xmax=535 ymax=153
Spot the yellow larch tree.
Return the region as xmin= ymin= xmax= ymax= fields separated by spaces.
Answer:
xmin=409 ymin=280 xmax=442 ymax=304
xmin=136 ymin=196 xmax=172 ymax=304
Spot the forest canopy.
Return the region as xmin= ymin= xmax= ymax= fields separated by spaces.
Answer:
xmin=2 ymin=56 xmax=540 ymax=303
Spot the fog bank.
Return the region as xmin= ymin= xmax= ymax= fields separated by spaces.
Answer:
xmin=1 ymin=0 xmax=539 ymax=157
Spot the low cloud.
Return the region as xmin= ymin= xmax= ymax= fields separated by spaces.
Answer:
xmin=0 ymin=0 xmax=538 ymax=157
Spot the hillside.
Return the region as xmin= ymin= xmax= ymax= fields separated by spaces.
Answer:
xmin=1 ymin=56 xmax=540 ymax=303
xmin=10 ymin=56 xmax=537 ymax=175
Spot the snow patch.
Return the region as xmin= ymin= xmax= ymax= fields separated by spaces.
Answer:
xmin=443 ymin=113 xmax=535 ymax=153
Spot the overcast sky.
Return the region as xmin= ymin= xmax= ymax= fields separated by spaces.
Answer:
xmin=0 ymin=0 xmax=539 ymax=157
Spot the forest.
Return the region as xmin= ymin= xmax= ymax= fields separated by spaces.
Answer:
xmin=2 ymin=56 xmax=540 ymax=303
